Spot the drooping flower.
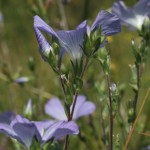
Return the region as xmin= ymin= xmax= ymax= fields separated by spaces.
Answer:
xmin=112 ymin=0 xmax=150 ymax=30
xmin=45 ymin=95 xmax=96 ymax=121
xmin=0 ymin=112 xmax=79 ymax=149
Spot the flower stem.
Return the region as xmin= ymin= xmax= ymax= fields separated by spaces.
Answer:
xmin=106 ymin=75 xmax=113 ymax=150
xmin=63 ymin=58 xmax=89 ymax=150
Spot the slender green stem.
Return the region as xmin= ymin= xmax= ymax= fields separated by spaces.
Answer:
xmin=64 ymin=135 xmax=69 ymax=150
xmin=70 ymin=91 xmax=79 ymax=120
xmin=133 ymin=64 xmax=140 ymax=115
xmin=63 ymin=58 xmax=89 ymax=150
xmin=106 ymin=75 xmax=113 ymax=150
xmin=81 ymin=57 xmax=89 ymax=78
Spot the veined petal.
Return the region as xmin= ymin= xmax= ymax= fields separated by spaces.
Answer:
xmin=34 ymin=15 xmax=58 ymax=38
xmin=91 ymin=10 xmax=121 ymax=36
xmin=52 ymin=121 xmax=79 ymax=140
xmin=42 ymin=121 xmax=63 ymax=141
xmin=134 ymin=0 xmax=150 ymax=15
xmin=13 ymin=123 xmax=40 ymax=148
xmin=42 ymin=121 xmax=79 ymax=141
xmin=34 ymin=27 xmax=52 ymax=61
xmin=0 ymin=123 xmax=17 ymax=138
xmin=76 ymin=20 xmax=87 ymax=29
xmin=33 ymin=120 xmax=55 ymax=138
xmin=45 ymin=98 xmax=67 ymax=121
xmin=11 ymin=115 xmax=30 ymax=127
xmin=57 ymin=25 xmax=86 ymax=61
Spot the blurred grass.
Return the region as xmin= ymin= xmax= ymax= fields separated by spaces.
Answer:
xmin=0 ymin=0 xmax=150 ymax=149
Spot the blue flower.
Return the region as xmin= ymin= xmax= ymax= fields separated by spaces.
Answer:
xmin=0 ymin=112 xmax=79 ymax=149
xmin=34 ymin=11 xmax=120 ymax=62
xmin=112 ymin=0 xmax=150 ymax=30
xmin=34 ymin=15 xmax=87 ymax=62
xmin=45 ymin=95 xmax=96 ymax=121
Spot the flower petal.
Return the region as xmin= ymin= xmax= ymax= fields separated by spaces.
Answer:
xmin=75 ymin=101 xmax=96 ymax=119
xmin=52 ymin=121 xmax=79 ymax=140
xmin=34 ymin=15 xmax=58 ymax=38
xmin=42 ymin=121 xmax=79 ymax=141
xmin=71 ymin=95 xmax=96 ymax=120
xmin=112 ymin=1 xmax=145 ymax=30
xmin=0 ymin=123 xmax=17 ymax=138
xmin=134 ymin=0 xmax=150 ymax=15
xmin=45 ymin=98 xmax=67 ymax=121
xmin=70 ymin=95 xmax=86 ymax=120
xmin=0 ymin=111 xmax=16 ymax=124
xmin=42 ymin=121 xmax=63 ymax=141
xmin=91 ymin=10 xmax=121 ymax=36
xmin=57 ymin=25 xmax=86 ymax=61
xmin=33 ymin=120 xmax=55 ymax=138
xmin=76 ymin=20 xmax=87 ymax=29
xmin=34 ymin=27 xmax=52 ymax=61
xmin=13 ymin=123 xmax=39 ymax=148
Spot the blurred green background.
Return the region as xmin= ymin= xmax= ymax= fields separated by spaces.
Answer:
xmin=0 ymin=0 xmax=150 ymax=149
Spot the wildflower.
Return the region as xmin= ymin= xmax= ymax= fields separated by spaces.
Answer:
xmin=34 ymin=15 xmax=87 ymax=62
xmin=112 ymin=0 xmax=150 ymax=30
xmin=45 ymin=95 xmax=96 ymax=121
xmin=0 ymin=112 xmax=79 ymax=149
xmin=34 ymin=11 xmax=120 ymax=62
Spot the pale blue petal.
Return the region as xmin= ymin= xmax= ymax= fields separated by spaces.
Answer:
xmin=91 ymin=10 xmax=121 ymax=36
xmin=71 ymin=95 xmax=95 ymax=120
xmin=34 ymin=27 xmax=52 ymax=61
xmin=57 ymin=26 xmax=86 ymax=61
xmin=53 ymin=121 xmax=79 ymax=140
xmin=34 ymin=15 xmax=58 ymax=38
xmin=42 ymin=121 xmax=63 ymax=141
xmin=42 ymin=121 xmax=79 ymax=141
xmin=74 ymin=101 xmax=96 ymax=119
xmin=0 ymin=123 xmax=17 ymax=138
xmin=33 ymin=120 xmax=55 ymax=138
xmin=70 ymin=95 xmax=86 ymax=120
xmin=45 ymin=98 xmax=67 ymax=121
xmin=0 ymin=111 xmax=16 ymax=124
xmin=134 ymin=0 xmax=150 ymax=15
xmin=76 ymin=20 xmax=87 ymax=29
xmin=13 ymin=123 xmax=39 ymax=148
